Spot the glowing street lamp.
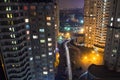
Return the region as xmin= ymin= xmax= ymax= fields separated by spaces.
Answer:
xmin=65 ymin=32 xmax=71 ymax=39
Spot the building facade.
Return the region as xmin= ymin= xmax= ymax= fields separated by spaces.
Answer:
xmin=84 ymin=0 xmax=97 ymax=48
xmin=94 ymin=0 xmax=110 ymax=52
xmin=104 ymin=0 xmax=120 ymax=72
xmin=0 ymin=1 xmax=33 ymax=80
xmin=84 ymin=0 xmax=110 ymax=52
xmin=0 ymin=0 xmax=58 ymax=80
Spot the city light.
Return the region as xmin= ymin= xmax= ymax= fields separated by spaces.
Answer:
xmin=64 ymin=27 xmax=71 ymax=31
xmin=80 ymin=20 xmax=84 ymax=24
xmin=65 ymin=32 xmax=71 ymax=39
xmin=80 ymin=50 xmax=103 ymax=70
xmin=54 ymin=52 xmax=60 ymax=67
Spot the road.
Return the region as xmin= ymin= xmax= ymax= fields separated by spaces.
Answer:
xmin=64 ymin=40 xmax=72 ymax=80
xmin=55 ymin=42 xmax=67 ymax=80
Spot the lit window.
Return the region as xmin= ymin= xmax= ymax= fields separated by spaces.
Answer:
xmin=48 ymin=43 xmax=52 ymax=46
xmin=54 ymin=5 xmax=57 ymax=8
xmin=110 ymin=23 xmax=113 ymax=26
xmin=6 ymin=7 xmax=11 ymax=11
xmin=43 ymin=71 xmax=48 ymax=75
xmin=104 ymin=0 xmax=107 ymax=2
xmin=117 ymin=18 xmax=120 ymax=22
xmin=48 ymin=48 xmax=52 ymax=51
xmin=39 ymin=29 xmax=45 ymax=32
xmin=30 ymin=6 xmax=36 ymax=10
xmin=24 ymin=6 xmax=28 ymax=10
xmin=4 ymin=0 xmax=7 ymax=2
xmin=28 ymin=47 xmax=31 ymax=50
xmin=49 ymin=69 xmax=53 ymax=72
xmin=55 ymin=24 xmax=57 ymax=29
xmin=111 ymin=54 xmax=114 ymax=57
xmin=89 ymin=37 xmax=91 ymax=39
xmin=43 ymin=67 xmax=47 ymax=70
xmin=102 ymin=23 xmax=104 ymax=26
xmin=46 ymin=17 xmax=51 ymax=20
xmin=33 ymin=35 xmax=38 ymax=39
xmin=112 ymin=49 xmax=117 ymax=53
xmin=40 ymin=40 xmax=45 ymax=43
xmin=13 ymin=47 xmax=18 ymax=50
xmin=10 ymin=34 xmax=16 ymax=38
xmin=12 ymin=65 xmax=15 ymax=67
xmin=7 ymin=14 xmax=10 ymax=18
xmin=115 ymin=34 xmax=119 ymax=38
xmin=26 ymin=25 xmax=30 ymax=29
xmin=12 ymin=41 xmax=17 ymax=44
xmin=90 ymin=14 xmax=93 ymax=16
xmin=9 ymin=7 xmax=11 ymax=11
xmin=103 ymin=9 xmax=105 ymax=11
xmin=10 ymin=14 xmax=12 ymax=18
xmin=30 ymin=57 xmax=33 ymax=61
xmin=55 ymin=24 xmax=57 ymax=27
xmin=6 ymin=7 xmax=8 ymax=11
xmin=9 ymin=27 xmax=14 ymax=32
xmin=26 ymin=31 xmax=30 ymax=34
xmin=42 ymin=54 xmax=46 ymax=57
xmin=48 ymin=38 xmax=52 ymax=41
xmin=47 ymin=22 xmax=51 ymax=26
xmin=104 ymin=3 xmax=106 ymax=5
xmin=25 ymin=18 xmax=29 ymax=23
xmin=27 ymin=36 xmax=30 ymax=40
xmin=111 ymin=17 xmax=113 ymax=21
xmin=49 ymin=52 xmax=52 ymax=55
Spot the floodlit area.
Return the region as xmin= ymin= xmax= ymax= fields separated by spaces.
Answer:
xmin=80 ymin=51 xmax=103 ymax=70
xmin=72 ymin=49 xmax=104 ymax=71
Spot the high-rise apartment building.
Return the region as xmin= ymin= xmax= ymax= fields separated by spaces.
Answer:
xmin=84 ymin=0 xmax=110 ymax=52
xmin=104 ymin=0 xmax=120 ymax=72
xmin=87 ymin=0 xmax=120 ymax=79
xmin=84 ymin=0 xmax=97 ymax=48
xmin=0 ymin=0 xmax=58 ymax=80
xmin=0 ymin=1 xmax=33 ymax=80
xmin=94 ymin=0 xmax=110 ymax=52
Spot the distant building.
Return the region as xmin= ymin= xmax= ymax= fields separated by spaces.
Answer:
xmin=84 ymin=0 xmax=110 ymax=52
xmin=59 ymin=8 xmax=83 ymax=33
xmin=104 ymin=0 xmax=120 ymax=72
xmin=0 ymin=0 xmax=59 ymax=80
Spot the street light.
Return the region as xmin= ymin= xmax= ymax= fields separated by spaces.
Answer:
xmin=79 ymin=27 xmax=84 ymax=34
xmin=65 ymin=32 xmax=71 ymax=39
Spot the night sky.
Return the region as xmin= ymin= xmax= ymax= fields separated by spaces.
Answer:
xmin=59 ymin=0 xmax=84 ymax=9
